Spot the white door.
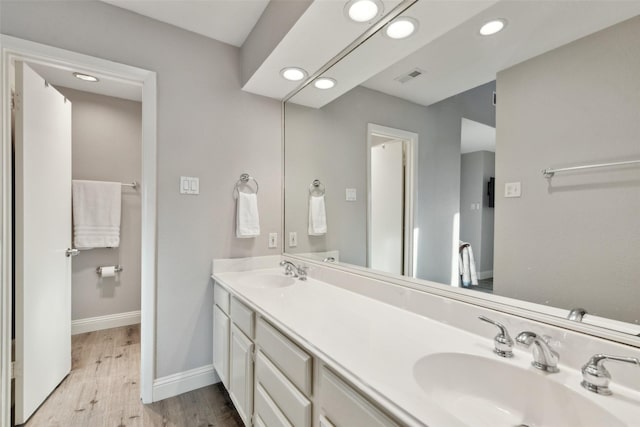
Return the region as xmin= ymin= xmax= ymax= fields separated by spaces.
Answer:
xmin=370 ymin=140 xmax=404 ymax=275
xmin=14 ymin=61 xmax=72 ymax=424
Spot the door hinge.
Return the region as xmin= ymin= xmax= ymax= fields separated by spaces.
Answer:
xmin=11 ymin=361 xmax=17 ymax=379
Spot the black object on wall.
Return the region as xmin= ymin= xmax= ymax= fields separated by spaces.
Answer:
xmin=488 ymin=177 xmax=495 ymax=208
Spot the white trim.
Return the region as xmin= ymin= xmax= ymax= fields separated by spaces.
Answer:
xmin=71 ymin=311 xmax=141 ymax=335
xmin=152 ymin=365 xmax=219 ymax=402
xmin=366 ymin=124 xmax=418 ymax=278
xmin=477 ymin=270 xmax=493 ymax=280
xmin=1 ymin=35 xmax=158 ymax=425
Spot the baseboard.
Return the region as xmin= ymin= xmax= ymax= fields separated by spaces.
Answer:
xmin=71 ymin=310 xmax=141 ymax=335
xmin=477 ymin=270 xmax=493 ymax=280
xmin=153 ymin=364 xmax=220 ymax=402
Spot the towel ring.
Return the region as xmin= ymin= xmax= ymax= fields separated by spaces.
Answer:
xmin=309 ymin=179 xmax=325 ymax=196
xmin=234 ymin=173 xmax=259 ymax=198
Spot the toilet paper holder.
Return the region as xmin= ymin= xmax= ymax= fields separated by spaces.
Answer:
xmin=96 ymin=265 xmax=123 ymax=275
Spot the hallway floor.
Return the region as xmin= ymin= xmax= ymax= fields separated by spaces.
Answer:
xmin=22 ymin=325 xmax=243 ymax=427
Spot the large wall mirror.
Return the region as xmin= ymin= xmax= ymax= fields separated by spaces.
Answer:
xmin=284 ymin=0 xmax=640 ymax=338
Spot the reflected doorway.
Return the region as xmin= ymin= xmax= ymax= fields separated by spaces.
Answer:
xmin=459 ymin=118 xmax=495 ymax=293
xmin=367 ymin=124 xmax=418 ymax=277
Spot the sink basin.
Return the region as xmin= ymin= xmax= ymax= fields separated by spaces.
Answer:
xmin=413 ymin=353 xmax=625 ymax=427
xmin=237 ymin=272 xmax=296 ymax=289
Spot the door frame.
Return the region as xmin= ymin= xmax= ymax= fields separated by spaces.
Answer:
xmin=0 ymin=35 xmax=158 ymax=425
xmin=366 ymin=123 xmax=418 ymax=278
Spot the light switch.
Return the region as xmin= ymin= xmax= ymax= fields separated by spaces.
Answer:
xmin=268 ymin=233 xmax=278 ymax=249
xmin=346 ymin=188 xmax=357 ymax=201
xmin=180 ymin=176 xmax=199 ymax=195
xmin=289 ymin=232 xmax=297 ymax=248
xmin=504 ymin=182 xmax=521 ymax=198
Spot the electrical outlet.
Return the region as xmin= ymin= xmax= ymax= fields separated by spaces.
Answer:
xmin=268 ymin=233 xmax=278 ymax=249
xmin=289 ymin=232 xmax=297 ymax=248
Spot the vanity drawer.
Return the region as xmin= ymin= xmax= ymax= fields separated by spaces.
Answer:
xmin=256 ymin=350 xmax=311 ymax=427
xmin=254 ymin=383 xmax=293 ymax=427
xmin=256 ymin=317 xmax=312 ymax=396
xmin=214 ymin=283 xmax=230 ymax=315
xmin=230 ymin=296 xmax=255 ymax=338
xmin=319 ymin=367 xmax=399 ymax=427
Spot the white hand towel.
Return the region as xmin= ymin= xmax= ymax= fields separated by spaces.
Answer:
xmin=72 ymin=180 xmax=121 ymax=249
xmin=308 ymin=195 xmax=327 ymax=236
xmin=459 ymin=241 xmax=479 ymax=286
xmin=236 ymin=191 xmax=260 ymax=238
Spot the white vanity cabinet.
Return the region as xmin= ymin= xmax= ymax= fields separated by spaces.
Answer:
xmin=229 ymin=297 xmax=256 ymax=427
xmin=213 ymin=284 xmax=230 ymax=388
xmin=213 ymin=281 xmax=400 ymax=427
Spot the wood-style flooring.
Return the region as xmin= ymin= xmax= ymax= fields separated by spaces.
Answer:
xmin=21 ymin=325 xmax=243 ymax=427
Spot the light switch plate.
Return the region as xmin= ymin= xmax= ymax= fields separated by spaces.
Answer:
xmin=268 ymin=233 xmax=278 ymax=249
xmin=346 ymin=188 xmax=357 ymax=201
xmin=288 ymin=232 xmax=297 ymax=248
xmin=180 ymin=176 xmax=199 ymax=195
xmin=505 ymin=182 xmax=521 ymax=198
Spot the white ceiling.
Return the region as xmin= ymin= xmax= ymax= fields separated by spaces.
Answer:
xmin=101 ymin=0 xmax=270 ymax=47
xmin=242 ymin=0 xmax=403 ymax=100
xmin=290 ymin=1 xmax=640 ymax=109
xmin=460 ymin=118 xmax=495 ymax=154
xmin=28 ymin=62 xmax=142 ymax=102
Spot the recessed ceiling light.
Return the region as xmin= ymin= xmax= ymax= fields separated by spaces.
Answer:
xmin=73 ymin=72 xmax=99 ymax=82
xmin=314 ymin=78 xmax=336 ymax=90
xmin=280 ymin=67 xmax=307 ymax=82
xmin=384 ymin=17 xmax=418 ymax=40
xmin=345 ymin=0 xmax=383 ymax=23
xmin=479 ymin=19 xmax=506 ymax=36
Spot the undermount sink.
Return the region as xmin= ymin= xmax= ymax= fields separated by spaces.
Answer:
xmin=413 ymin=352 xmax=625 ymax=427
xmin=237 ymin=271 xmax=296 ymax=289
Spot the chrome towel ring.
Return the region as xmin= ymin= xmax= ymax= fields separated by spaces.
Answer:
xmin=234 ymin=173 xmax=259 ymax=198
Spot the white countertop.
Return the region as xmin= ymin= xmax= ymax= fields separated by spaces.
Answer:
xmin=213 ymin=267 xmax=640 ymax=427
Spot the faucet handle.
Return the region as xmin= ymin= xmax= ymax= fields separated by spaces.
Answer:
xmin=297 ymin=265 xmax=308 ymax=281
xmin=581 ymin=354 xmax=640 ymax=395
xmin=478 ymin=316 xmax=514 ymax=358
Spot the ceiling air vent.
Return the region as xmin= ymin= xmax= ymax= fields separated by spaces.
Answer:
xmin=394 ymin=68 xmax=426 ymax=84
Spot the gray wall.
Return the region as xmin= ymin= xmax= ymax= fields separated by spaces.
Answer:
xmin=285 ymin=82 xmax=495 ymax=284
xmin=459 ymin=150 xmax=494 ymax=276
xmin=1 ymin=1 xmax=282 ymax=377
xmin=56 ymin=87 xmax=142 ymax=321
xmin=494 ymin=16 xmax=640 ymax=322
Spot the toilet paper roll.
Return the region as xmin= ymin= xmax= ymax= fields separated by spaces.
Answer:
xmin=100 ymin=266 xmax=116 ymax=278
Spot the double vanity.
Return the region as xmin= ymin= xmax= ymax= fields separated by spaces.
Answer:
xmin=211 ymin=256 xmax=640 ymax=427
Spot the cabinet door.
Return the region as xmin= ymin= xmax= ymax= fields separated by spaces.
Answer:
xmin=229 ymin=324 xmax=254 ymax=426
xmin=213 ymin=305 xmax=230 ymax=388
xmin=319 ymin=367 xmax=399 ymax=427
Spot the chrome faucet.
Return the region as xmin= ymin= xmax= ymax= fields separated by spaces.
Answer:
xmin=279 ymin=260 xmax=308 ymax=281
xmin=581 ymin=354 xmax=640 ymax=395
xmin=478 ymin=316 xmax=514 ymax=358
xmin=516 ymin=331 xmax=559 ymax=373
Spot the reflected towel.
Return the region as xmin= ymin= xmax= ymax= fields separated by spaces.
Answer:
xmin=459 ymin=241 xmax=478 ymax=286
xmin=308 ymin=195 xmax=327 ymax=236
xmin=72 ymin=180 xmax=121 ymax=249
xmin=236 ymin=192 xmax=260 ymax=238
